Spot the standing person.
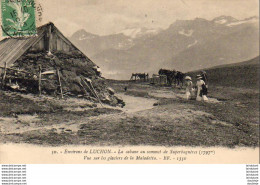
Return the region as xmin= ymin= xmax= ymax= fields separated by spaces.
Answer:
xmin=196 ymin=75 xmax=208 ymax=101
xmin=200 ymin=70 xmax=208 ymax=87
xmin=200 ymin=70 xmax=208 ymax=96
xmin=184 ymin=76 xmax=193 ymax=100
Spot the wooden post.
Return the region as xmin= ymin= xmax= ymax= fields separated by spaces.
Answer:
xmin=81 ymin=77 xmax=98 ymax=99
xmin=56 ymin=69 xmax=63 ymax=99
xmin=78 ymin=81 xmax=89 ymax=95
xmin=48 ymin=24 xmax=52 ymax=53
xmin=81 ymin=77 xmax=103 ymax=107
xmin=38 ymin=65 xmax=42 ymax=96
xmin=88 ymin=80 xmax=103 ymax=107
xmin=1 ymin=62 xmax=7 ymax=88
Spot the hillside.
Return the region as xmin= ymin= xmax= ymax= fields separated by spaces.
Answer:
xmin=166 ymin=24 xmax=259 ymax=72
xmin=70 ymin=30 xmax=133 ymax=57
xmin=187 ymin=56 xmax=259 ymax=89
xmin=70 ymin=16 xmax=259 ymax=80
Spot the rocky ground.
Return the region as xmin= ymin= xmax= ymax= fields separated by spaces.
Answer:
xmin=0 ymin=81 xmax=259 ymax=147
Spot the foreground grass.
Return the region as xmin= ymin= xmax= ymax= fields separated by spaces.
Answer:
xmin=4 ymin=100 xmax=258 ymax=147
xmin=0 ymin=82 xmax=259 ymax=147
xmin=0 ymin=91 xmax=61 ymax=117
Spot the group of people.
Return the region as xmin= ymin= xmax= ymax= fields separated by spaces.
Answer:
xmin=184 ymin=71 xmax=208 ymax=101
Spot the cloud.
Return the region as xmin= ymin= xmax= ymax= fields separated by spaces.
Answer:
xmin=40 ymin=0 xmax=259 ymax=36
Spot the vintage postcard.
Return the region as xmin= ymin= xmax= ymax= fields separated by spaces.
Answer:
xmin=0 ymin=0 xmax=259 ymax=164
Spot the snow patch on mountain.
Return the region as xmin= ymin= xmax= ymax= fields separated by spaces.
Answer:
xmin=118 ymin=27 xmax=161 ymax=38
xmin=78 ymin=35 xmax=96 ymax=40
xmin=121 ymin=28 xmax=142 ymax=38
xmin=212 ymin=15 xmax=238 ymax=25
xmin=227 ymin=17 xmax=258 ymax=27
xmin=187 ymin=40 xmax=198 ymax=48
xmin=118 ymin=41 xmax=133 ymax=49
xmin=215 ymin=19 xmax=227 ymax=24
xmin=71 ymin=29 xmax=98 ymax=41
xmin=178 ymin=29 xmax=194 ymax=37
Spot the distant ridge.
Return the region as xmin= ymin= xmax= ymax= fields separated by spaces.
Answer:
xmin=70 ymin=15 xmax=259 ymax=80
xmin=187 ymin=56 xmax=259 ymax=89
xmin=189 ymin=56 xmax=259 ymax=72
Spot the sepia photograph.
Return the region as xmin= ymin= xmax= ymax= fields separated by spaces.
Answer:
xmin=0 ymin=0 xmax=259 ymax=164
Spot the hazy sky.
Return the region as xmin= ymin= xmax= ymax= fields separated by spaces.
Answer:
xmin=39 ymin=0 xmax=259 ymax=36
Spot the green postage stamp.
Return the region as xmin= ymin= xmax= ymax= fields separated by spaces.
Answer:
xmin=1 ymin=0 xmax=37 ymax=37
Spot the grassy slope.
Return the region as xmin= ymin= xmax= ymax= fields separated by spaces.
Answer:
xmin=187 ymin=56 xmax=259 ymax=89
xmin=186 ymin=56 xmax=259 ymax=129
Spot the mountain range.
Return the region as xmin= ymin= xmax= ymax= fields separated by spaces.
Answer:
xmin=69 ymin=15 xmax=259 ymax=80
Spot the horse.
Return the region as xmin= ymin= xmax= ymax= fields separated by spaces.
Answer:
xmin=158 ymin=69 xmax=176 ymax=85
xmin=130 ymin=73 xmax=149 ymax=82
xmin=175 ymin=71 xmax=185 ymax=87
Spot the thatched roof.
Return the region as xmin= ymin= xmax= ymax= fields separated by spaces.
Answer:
xmin=0 ymin=22 xmax=94 ymax=67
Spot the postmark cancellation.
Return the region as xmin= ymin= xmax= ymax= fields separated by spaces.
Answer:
xmin=1 ymin=0 xmax=37 ymax=37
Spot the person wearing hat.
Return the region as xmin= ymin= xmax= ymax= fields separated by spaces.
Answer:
xmin=196 ymin=75 xmax=208 ymax=101
xmin=184 ymin=76 xmax=193 ymax=100
xmin=200 ymin=70 xmax=208 ymax=88
xmin=200 ymin=70 xmax=208 ymax=83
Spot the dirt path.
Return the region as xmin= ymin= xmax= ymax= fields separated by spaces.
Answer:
xmin=117 ymin=93 xmax=158 ymax=113
xmin=149 ymin=89 xmax=221 ymax=103
xmin=0 ymin=93 xmax=159 ymax=135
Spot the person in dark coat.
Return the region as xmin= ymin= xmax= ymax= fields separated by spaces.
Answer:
xmin=200 ymin=70 xmax=208 ymax=87
xmin=196 ymin=75 xmax=208 ymax=101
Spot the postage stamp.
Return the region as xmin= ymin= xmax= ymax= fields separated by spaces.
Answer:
xmin=1 ymin=0 xmax=37 ymax=37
